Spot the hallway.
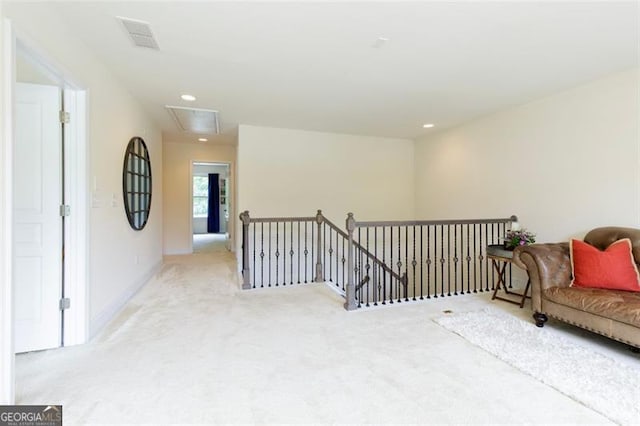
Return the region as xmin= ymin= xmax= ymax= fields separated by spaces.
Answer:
xmin=193 ymin=233 xmax=228 ymax=254
xmin=15 ymin=249 xmax=613 ymax=424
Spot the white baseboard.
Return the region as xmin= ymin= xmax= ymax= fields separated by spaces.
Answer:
xmin=89 ymin=260 xmax=162 ymax=339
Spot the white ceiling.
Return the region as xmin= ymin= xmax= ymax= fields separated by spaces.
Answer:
xmin=32 ymin=1 xmax=640 ymax=139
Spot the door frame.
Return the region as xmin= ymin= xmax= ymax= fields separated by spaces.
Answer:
xmin=1 ymin=17 xmax=15 ymax=405
xmin=0 ymin=19 xmax=89 ymax=403
xmin=189 ymin=160 xmax=232 ymax=253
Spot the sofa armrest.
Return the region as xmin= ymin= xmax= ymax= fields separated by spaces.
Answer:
xmin=513 ymin=243 xmax=572 ymax=312
xmin=513 ymin=243 xmax=572 ymax=290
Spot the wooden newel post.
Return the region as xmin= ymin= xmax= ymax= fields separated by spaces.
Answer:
xmin=240 ymin=210 xmax=251 ymax=289
xmin=344 ymin=212 xmax=357 ymax=311
xmin=314 ymin=210 xmax=323 ymax=282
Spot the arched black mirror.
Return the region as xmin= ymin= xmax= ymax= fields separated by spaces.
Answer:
xmin=122 ymin=136 xmax=152 ymax=230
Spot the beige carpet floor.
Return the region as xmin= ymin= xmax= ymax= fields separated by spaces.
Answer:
xmin=15 ymin=238 xmax=636 ymax=424
xmin=193 ymin=233 xmax=229 ymax=254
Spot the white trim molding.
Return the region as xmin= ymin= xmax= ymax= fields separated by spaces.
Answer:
xmin=62 ymin=89 xmax=89 ymax=346
xmin=0 ymin=17 xmax=15 ymax=405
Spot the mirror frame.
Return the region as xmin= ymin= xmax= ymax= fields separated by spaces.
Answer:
xmin=122 ymin=136 xmax=152 ymax=231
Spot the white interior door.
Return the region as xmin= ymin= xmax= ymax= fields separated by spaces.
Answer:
xmin=13 ymin=82 xmax=62 ymax=353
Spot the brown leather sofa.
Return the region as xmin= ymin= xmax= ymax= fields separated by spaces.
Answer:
xmin=513 ymin=227 xmax=640 ymax=349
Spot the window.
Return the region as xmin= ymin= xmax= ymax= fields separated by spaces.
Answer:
xmin=193 ymin=176 xmax=208 ymax=217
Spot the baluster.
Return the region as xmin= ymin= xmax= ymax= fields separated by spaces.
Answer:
xmin=374 ymin=227 xmax=379 ymax=306
xmin=478 ymin=224 xmax=484 ymax=292
xmin=329 ymin=226 xmax=333 ymax=283
xmin=466 ymin=224 xmax=475 ymax=293
xmin=472 ymin=224 xmax=477 ymax=293
xmin=435 ymin=225 xmax=439 ymax=297
xmin=403 ymin=226 xmax=408 ymax=302
xmin=360 ymin=233 xmax=365 ymax=305
xmin=286 ymin=221 xmax=290 ymax=285
xmin=282 ymin=221 xmax=286 ymax=285
xmin=382 ymin=226 xmax=387 ymax=305
xmin=438 ymin=225 xmax=444 ymax=297
xmin=304 ymin=221 xmax=309 ymax=283
xmin=268 ymin=222 xmax=272 ymax=287
xmin=336 ymin=230 xmax=340 ymax=289
xmin=297 ymin=221 xmax=301 ymax=284
xmin=435 ymin=226 xmax=440 ymax=295
xmin=365 ymin=228 xmax=370 ymax=307
xmin=282 ymin=221 xmax=286 ymax=286
xmin=289 ymin=221 xmax=293 ymax=285
xmin=484 ymin=223 xmax=490 ymax=291
xmin=404 ymin=225 xmax=409 ymax=302
xmin=490 ymin=223 xmax=495 ymax=291
xmin=412 ymin=226 xmax=417 ymax=301
xmin=389 ymin=226 xmax=394 ymax=305
xmin=323 ymin=223 xmax=327 ymax=281
xmin=314 ymin=210 xmax=323 ymax=282
xmin=453 ymin=224 xmax=458 ymax=296
xmin=419 ymin=225 xmax=424 ymax=300
xmin=446 ymin=224 xmax=451 ymax=297
xmin=341 ymin=237 xmax=346 ymax=291
xmin=426 ymin=225 xmax=431 ymax=299
xmin=275 ymin=222 xmax=280 ymax=286
xmin=490 ymin=223 xmax=495 ymax=290
xmin=459 ymin=224 xmax=464 ymax=295
xmin=357 ymin=228 xmax=362 ymax=307
xmin=335 ymin=230 xmax=339 ymax=288
xmin=396 ymin=226 xmax=402 ymax=303
xmin=372 ymin=263 xmax=378 ymax=306
xmin=470 ymin=223 xmax=475 ymax=293
xmin=260 ymin=223 xmax=265 ymax=288
xmin=252 ymin=222 xmax=256 ymax=287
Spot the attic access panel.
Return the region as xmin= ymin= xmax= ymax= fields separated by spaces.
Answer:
xmin=165 ymin=105 xmax=220 ymax=134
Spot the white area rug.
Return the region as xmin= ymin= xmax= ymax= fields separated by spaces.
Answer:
xmin=434 ymin=308 xmax=640 ymax=426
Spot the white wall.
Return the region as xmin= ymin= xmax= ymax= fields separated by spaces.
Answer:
xmin=163 ymin=139 xmax=236 ymax=254
xmin=16 ymin=49 xmax=57 ymax=85
xmin=237 ymin=125 xmax=416 ymax=224
xmin=236 ymin=125 xmax=416 ymax=284
xmin=2 ymin=3 xmax=164 ymax=338
xmin=415 ymin=68 xmax=640 ymax=243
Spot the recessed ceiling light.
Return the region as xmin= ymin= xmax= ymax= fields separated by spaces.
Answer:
xmin=198 ymin=138 xmax=208 ymax=142
xmin=181 ymin=94 xmax=196 ymax=101
xmin=423 ymin=123 xmax=435 ymax=128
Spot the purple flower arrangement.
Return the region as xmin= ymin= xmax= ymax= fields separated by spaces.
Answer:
xmin=504 ymin=229 xmax=536 ymax=250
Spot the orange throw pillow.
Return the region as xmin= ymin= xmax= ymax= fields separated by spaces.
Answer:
xmin=570 ymin=238 xmax=640 ymax=292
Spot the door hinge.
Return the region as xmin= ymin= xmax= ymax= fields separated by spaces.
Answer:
xmin=59 ymin=205 xmax=71 ymax=217
xmin=59 ymin=298 xmax=71 ymax=311
xmin=59 ymin=110 xmax=70 ymax=124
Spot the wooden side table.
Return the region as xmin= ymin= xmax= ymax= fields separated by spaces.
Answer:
xmin=486 ymin=245 xmax=531 ymax=308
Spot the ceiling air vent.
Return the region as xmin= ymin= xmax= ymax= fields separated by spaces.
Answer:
xmin=117 ymin=16 xmax=159 ymax=50
xmin=165 ymin=106 xmax=220 ymax=134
